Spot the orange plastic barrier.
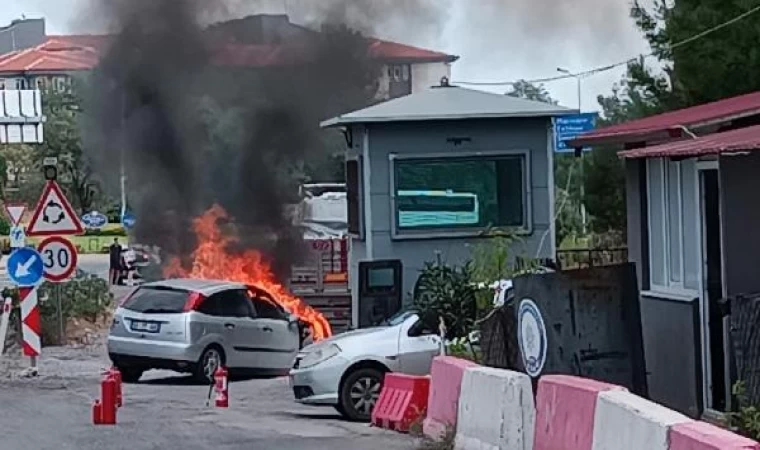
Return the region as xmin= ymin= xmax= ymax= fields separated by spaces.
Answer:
xmin=371 ymin=373 xmax=431 ymax=433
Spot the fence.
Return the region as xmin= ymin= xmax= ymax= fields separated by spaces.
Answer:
xmin=478 ymin=302 xmax=522 ymax=371
xmin=556 ymin=247 xmax=628 ymax=271
xmin=730 ymin=293 xmax=760 ymax=405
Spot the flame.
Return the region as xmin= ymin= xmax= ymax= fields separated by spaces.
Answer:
xmin=163 ymin=204 xmax=333 ymax=341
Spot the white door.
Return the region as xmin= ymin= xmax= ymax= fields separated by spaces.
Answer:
xmin=397 ymin=316 xmax=441 ymax=375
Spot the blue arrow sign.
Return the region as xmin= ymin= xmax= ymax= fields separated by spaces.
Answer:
xmin=554 ymin=112 xmax=598 ymax=153
xmin=122 ymin=211 xmax=136 ymax=230
xmin=82 ymin=211 xmax=108 ymax=229
xmin=6 ymin=247 xmax=44 ymax=287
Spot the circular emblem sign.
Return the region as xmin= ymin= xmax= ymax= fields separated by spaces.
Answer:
xmin=517 ymin=298 xmax=548 ymax=378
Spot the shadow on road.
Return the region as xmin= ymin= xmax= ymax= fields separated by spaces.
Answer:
xmin=138 ymin=371 xmax=282 ymax=386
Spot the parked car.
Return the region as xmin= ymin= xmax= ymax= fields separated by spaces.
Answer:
xmin=107 ymin=279 xmax=301 ymax=383
xmin=289 ymin=309 xmax=441 ymax=421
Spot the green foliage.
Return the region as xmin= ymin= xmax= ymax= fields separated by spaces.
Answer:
xmin=469 ymin=233 xmax=517 ymax=313
xmin=583 ymin=147 xmax=626 ymax=234
xmin=729 ymin=380 xmax=760 ymax=440
xmin=506 ymin=80 xmax=558 ymax=105
xmin=413 ymin=260 xmax=478 ymax=340
xmin=83 ymin=227 xmax=127 ymax=237
xmin=0 ymin=217 xmax=9 ymax=236
xmin=3 ymin=277 xmax=112 ymax=346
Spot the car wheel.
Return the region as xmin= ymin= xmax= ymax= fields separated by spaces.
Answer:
xmin=195 ymin=346 xmax=224 ymax=383
xmin=117 ymin=366 xmax=144 ymax=383
xmin=338 ymin=368 xmax=384 ymax=422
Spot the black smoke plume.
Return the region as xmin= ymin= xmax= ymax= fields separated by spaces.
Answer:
xmin=83 ymin=0 xmax=392 ymax=277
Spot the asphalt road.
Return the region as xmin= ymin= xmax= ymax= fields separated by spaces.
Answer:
xmin=0 ymin=346 xmax=418 ymax=450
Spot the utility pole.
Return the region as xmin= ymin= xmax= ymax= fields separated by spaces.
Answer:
xmin=557 ymin=67 xmax=587 ymax=235
xmin=119 ymin=90 xmax=127 ymax=221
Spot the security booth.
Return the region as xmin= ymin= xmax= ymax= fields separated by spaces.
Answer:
xmin=322 ymin=79 xmax=575 ymax=328
xmin=571 ymin=91 xmax=760 ymax=418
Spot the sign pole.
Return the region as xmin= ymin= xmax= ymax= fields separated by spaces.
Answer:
xmin=0 ymin=297 xmax=12 ymax=356
xmin=57 ymin=283 xmax=64 ymax=345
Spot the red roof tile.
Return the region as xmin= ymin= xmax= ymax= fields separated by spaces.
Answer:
xmin=0 ymin=33 xmax=455 ymax=74
xmin=574 ymin=91 xmax=760 ymax=147
xmin=618 ymin=124 xmax=760 ymax=159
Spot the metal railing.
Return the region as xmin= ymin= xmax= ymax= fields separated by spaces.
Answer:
xmin=556 ymin=247 xmax=628 ymax=271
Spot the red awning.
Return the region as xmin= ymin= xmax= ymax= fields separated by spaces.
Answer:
xmin=572 ymin=91 xmax=760 ymax=148
xmin=618 ymin=124 xmax=760 ymax=159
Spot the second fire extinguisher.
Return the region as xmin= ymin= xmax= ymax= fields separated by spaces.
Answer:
xmin=214 ymin=366 xmax=229 ymax=408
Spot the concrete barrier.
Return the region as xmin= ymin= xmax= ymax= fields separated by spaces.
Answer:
xmin=423 ymin=356 xmax=479 ymax=440
xmin=592 ymin=389 xmax=692 ymax=450
xmin=670 ymin=421 xmax=760 ymax=450
xmin=534 ymin=375 xmax=626 ymax=450
xmin=455 ymin=367 xmax=535 ymax=450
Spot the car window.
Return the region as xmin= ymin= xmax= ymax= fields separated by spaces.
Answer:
xmin=122 ymin=287 xmax=188 ymax=314
xmin=215 ymin=289 xmax=254 ymax=318
xmin=196 ymin=294 xmax=222 ymax=316
xmin=246 ymin=288 xmax=286 ymax=320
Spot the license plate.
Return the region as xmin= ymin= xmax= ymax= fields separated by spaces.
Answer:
xmin=130 ymin=321 xmax=160 ymax=333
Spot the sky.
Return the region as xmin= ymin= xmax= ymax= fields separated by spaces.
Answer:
xmin=1 ymin=0 xmax=652 ymax=112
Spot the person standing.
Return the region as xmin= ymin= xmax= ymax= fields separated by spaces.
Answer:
xmin=109 ymin=238 xmax=123 ymax=285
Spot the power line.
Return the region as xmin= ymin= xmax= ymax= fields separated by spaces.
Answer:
xmin=453 ymin=3 xmax=760 ymax=87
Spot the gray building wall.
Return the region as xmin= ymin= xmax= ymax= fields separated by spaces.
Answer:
xmin=719 ymin=152 xmax=760 ymax=297
xmin=348 ymin=118 xmax=554 ymax=305
xmin=625 ymin=158 xmax=703 ymax=417
xmin=0 ymin=19 xmax=45 ymax=55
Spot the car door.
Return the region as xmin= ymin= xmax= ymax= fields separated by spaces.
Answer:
xmin=215 ymin=289 xmax=264 ymax=369
xmin=247 ymin=290 xmax=300 ymax=370
xmin=397 ymin=316 xmax=442 ymax=375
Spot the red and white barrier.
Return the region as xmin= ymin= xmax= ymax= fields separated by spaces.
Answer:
xmin=423 ymin=356 xmax=478 ymax=440
xmin=455 ymin=367 xmax=535 ymax=450
xmin=534 ymin=375 xmax=626 ymax=450
xmin=19 ymin=286 xmax=41 ymax=357
xmin=670 ymin=421 xmax=760 ymax=450
xmin=592 ymin=389 xmax=692 ymax=450
xmin=371 ymin=373 xmax=430 ymax=433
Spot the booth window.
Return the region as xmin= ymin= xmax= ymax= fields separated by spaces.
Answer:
xmin=392 ymin=154 xmax=527 ymax=236
xmin=646 ymin=157 xmax=699 ymax=293
xmin=346 ymin=158 xmax=362 ymax=236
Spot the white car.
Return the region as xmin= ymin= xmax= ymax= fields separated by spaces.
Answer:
xmin=289 ymin=310 xmax=442 ymax=421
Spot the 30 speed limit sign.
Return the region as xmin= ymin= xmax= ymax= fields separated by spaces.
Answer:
xmin=37 ymin=236 xmax=78 ymax=282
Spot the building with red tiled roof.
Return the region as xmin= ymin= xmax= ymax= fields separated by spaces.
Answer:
xmin=0 ymin=16 xmax=458 ymax=100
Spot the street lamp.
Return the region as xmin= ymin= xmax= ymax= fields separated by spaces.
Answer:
xmin=557 ymin=67 xmax=582 ymax=112
xmin=557 ymin=67 xmax=587 ymax=234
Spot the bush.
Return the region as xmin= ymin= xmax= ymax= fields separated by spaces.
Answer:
xmin=84 ymin=228 xmax=127 ymax=237
xmin=729 ymin=381 xmax=760 ymax=440
xmin=0 ymin=217 xmax=10 ymax=236
xmin=413 ymin=260 xmax=478 ymax=340
xmin=2 ymin=276 xmax=112 ymax=346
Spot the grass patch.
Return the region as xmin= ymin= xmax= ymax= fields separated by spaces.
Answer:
xmin=416 ymin=427 xmax=455 ymax=450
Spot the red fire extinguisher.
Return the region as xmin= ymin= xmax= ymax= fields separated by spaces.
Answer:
xmin=214 ymin=366 xmax=229 ymax=408
xmin=100 ymin=372 xmax=118 ymax=425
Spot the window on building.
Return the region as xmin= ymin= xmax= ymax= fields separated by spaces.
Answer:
xmin=392 ymin=154 xmax=527 ymax=236
xmin=15 ymin=78 xmax=27 ymax=89
xmin=346 ymin=158 xmax=362 ymax=236
xmin=646 ymin=158 xmax=699 ymax=293
xmin=0 ymin=79 xmax=6 ymax=90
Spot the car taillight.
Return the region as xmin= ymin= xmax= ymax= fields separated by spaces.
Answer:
xmin=183 ymin=292 xmax=206 ymax=312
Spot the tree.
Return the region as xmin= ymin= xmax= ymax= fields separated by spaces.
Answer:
xmin=506 ymin=80 xmax=559 ymax=104
xmin=38 ymin=87 xmax=100 ymax=215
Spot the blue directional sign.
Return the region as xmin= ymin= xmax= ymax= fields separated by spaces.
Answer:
xmin=6 ymin=247 xmax=44 ymax=287
xmin=554 ymin=113 xmax=598 ymax=153
xmin=122 ymin=211 xmax=136 ymax=230
xmin=82 ymin=211 xmax=109 ymax=229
